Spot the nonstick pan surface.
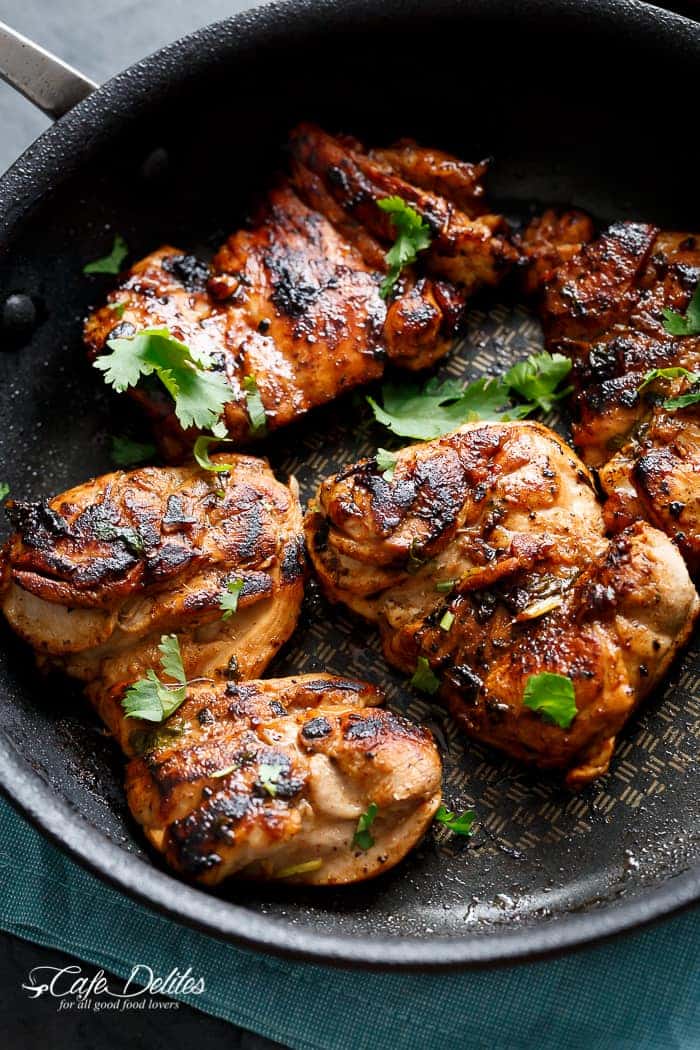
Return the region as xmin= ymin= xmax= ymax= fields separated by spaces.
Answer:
xmin=0 ymin=0 xmax=699 ymax=969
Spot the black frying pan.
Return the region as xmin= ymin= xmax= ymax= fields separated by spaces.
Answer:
xmin=0 ymin=0 xmax=699 ymax=971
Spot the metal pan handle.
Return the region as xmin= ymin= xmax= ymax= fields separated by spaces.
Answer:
xmin=0 ymin=20 xmax=96 ymax=119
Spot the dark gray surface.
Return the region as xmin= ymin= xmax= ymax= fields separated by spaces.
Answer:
xmin=0 ymin=2 xmax=284 ymax=1043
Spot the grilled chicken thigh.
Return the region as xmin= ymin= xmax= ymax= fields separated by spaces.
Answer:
xmin=524 ymin=216 xmax=700 ymax=571
xmin=305 ymin=421 xmax=699 ymax=787
xmin=0 ymin=455 xmax=305 ymax=752
xmin=126 ymin=674 xmax=442 ymax=885
xmin=85 ymin=126 xmax=516 ymax=457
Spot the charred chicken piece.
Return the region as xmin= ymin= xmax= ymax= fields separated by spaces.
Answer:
xmin=305 ymin=422 xmax=699 ymax=787
xmin=518 ymin=208 xmax=595 ymax=296
xmin=126 ymin=674 xmax=442 ymax=885
xmin=86 ymin=127 xmax=516 ymax=458
xmin=0 ymin=455 xmax=305 ymax=752
xmin=527 ymin=218 xmax=700 ymax=571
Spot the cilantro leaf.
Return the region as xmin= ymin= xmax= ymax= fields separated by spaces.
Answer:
xmin=367 ymin=375 xmax=515 ymax=440
xmin=637 ymin=366 xmax=700 ymax=411
xmin=0 ymin=482 xmax=9 ymax=501
xmin=353 ymin=802 xmax=378 ymax=850
xmin=378 ymin=196 xmax=432 ymax=299
xmin=503 ymin=352 xmax=573 ymax=413
xmin=94 ymin=327 xmax=232 ymax=433
xmin=434 ymin=805 xmax=476 ymax=837
xmin=258 ymin=760 xmax=286 ymax=797
xmin=83 ymin=234 xmax=129 ymax=275
xmin=193 ymin=435 xmax=234 ymax=473
xmin=375 ymin=447 xmax=398 ymax=480
xmin=219 ymin=578 xmax=244 ymax=620
xmin=93 ymin=521 xmax=144 ymax=555
xmin=522 ymin=671 xmax=577 ymax=729
xmin=662 ymin=283 xmax=700 ymax=336
xmin=122 ymin=634 xmax=187 ymax=723
xmin=243 ymin=375 xmax=267 ymax=436
xmin=410 ymin=656 xmax=441 ymax=695
xmin=110 ymin=435 xmax=156 ymax=467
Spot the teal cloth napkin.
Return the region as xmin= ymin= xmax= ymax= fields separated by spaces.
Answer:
xmin=0 ymin=796 xmax=697 ymax=1050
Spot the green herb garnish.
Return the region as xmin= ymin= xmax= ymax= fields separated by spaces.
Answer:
xmin=435 ymin=579 xmax=456 ymax=593
xmin=378 ymin=196 xmax=432 ymax=299
xmin=662 ymin=284 xmax=700 ymax=336
xmin=375 ymin=447 xmax=398 ymax=480
xmin=258 ymin=760 xmax=286 ymax=797
xmin=110 ymin=302 xmax=127 ymax=319
xmin=93 ymin=521 xmax=144 ymax=555
xmin=0 ymin=482 xmax=9 ymax=501
xmin=637 ymin=366 xmax=700 ymax=411
xmin=439 ymin=610 xmax=455 ymax=631
xmin=110 ymin=435 xmax=156 ymax=467
xmin=219 ymin=579 xmax=244 ymax=620
xmin=274 ymin=859 xmax=324 ymax=879
xmin=84 ymin=234 xmax=129 ymax=275
xmin=94 ymin=326 xmax=231 ymax=433
xmin=522 ymin=671 xmax=577 ymax=730
xmin=122 ymin=634 xmax=188 ymax=723
xmin=353 ymin=802 xmax=378 ymax=850
xmin=410 ymin=656 xmax=441 ymax=695
xmin=193 ymin=435 xmax=234 ymax=473
xmin=434 ymin=805 xmax=476 ymax=837
xmin=503 ymin=352 xmax=572 ymax=413
xmin=243 ymin=375 xmax=267 ymax=436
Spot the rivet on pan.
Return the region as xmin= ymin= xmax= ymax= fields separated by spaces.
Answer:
xmin=140 ymin=147 xmax=169 ymax=183
xmin=1 ymin=293 xmax=37 ymax=349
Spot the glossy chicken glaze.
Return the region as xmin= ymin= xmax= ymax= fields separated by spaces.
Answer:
xmin=85 ymin=125 xmax=516 ymax=458
xmin=306 ymin=421 xmax=700 ymax=787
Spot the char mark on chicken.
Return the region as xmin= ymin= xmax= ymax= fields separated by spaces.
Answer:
xmin=305 ymin=421 xmax=699 ymax=787
xmin=523 ymin=215 xmax=700 ymax=571
xmin=126 ymin=674 xmax=442 ymax=885
xmin=85 ymin=126 xmax=517 ymax=459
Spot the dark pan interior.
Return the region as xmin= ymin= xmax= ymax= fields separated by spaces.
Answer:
xmin=0 ymin=0 xmax=699 ymax=968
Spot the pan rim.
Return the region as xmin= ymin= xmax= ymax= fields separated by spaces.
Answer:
xmin=0 ymin=0 xmax=698 ymax=970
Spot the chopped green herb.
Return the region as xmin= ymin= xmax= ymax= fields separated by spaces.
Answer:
xmin=122 ymin=634 xmax=187 ymax=723
xmin=193 ymin=435 xmax=234 ymax=473
xmin=94 ymin=326 xmax=231 ymax=434
xmin=84 ymin=234 xmax=129 ymax=275
xmin=434 ymin=805 xmax=476 ymax=837
xmin=258 ymin=760 xmax=285 ymax=797
xmin=503 ymin=352 xmax=572 ymax=413
xmin=93 ymin=521 xmax=144 ymax=555
xmin=0 ymin=482 xmax=9 ymax=501
xmin=439 ymin=610 xmax=455 ymax=632
xmin=110 ymin=435 xmax=156 ymax=467
xmin=410 ymin=656 xmax=441 ymax=695
xmin=243 ymin=374 xmax=267 ymax=436
xmin=375 ymin=447 xmax=398 ymax=480
xmin=662 ymin=283 xmax=700 ymax=336
xmin=378 ymin=196 xmax=432 ymax=299
xmin=353 ymin=802 xmax=378 ymax=850
xmin=219 ymin=578 xmax=244 ymax=620
xmin=523 ymin=671 xmax=577 ymax=730
xmin=435 ymin=579 xmax=456 ymax=593
xmin=407 ymin=537 xmax=426 ymax=574
xmin=210 ymin=763 xmax=238 ymax=779
xmin=275 ymin=859 xmax=324 ymax=879
xmin=110 ymin=301 xmax=127 ymax=319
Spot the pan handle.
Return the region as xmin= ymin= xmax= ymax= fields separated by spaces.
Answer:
xmin=0 ymin=20 xmax=96 ymax=119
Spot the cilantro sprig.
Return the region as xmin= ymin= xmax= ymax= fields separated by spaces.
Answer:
xmin=353 ymin=802 xmax=378 ymax=850
xmin=243 ymin=375 xmax=267 ymax=436
xmin=637 ymin=366 xmax=700 ymax=411
xmin=193 ymin=435 xmax=234 ymax=474
xmin=434 ymin=805 xmax=476 ymax=837
xmin=83 ymin=234 xmax=129 ymax=275
xmin=522 ymin=672 xmax=577 ymax=730
xmin=94 ymin=327 xmax=231 ymax=433
xmin=662 ymin=283 xmax=700 ymax=336
xmin=367 ymin=352 xmax=571 ymax=441
xmin=378 ymin=197 xmax=432 ymax=299
xmin=122 ymin=634 xmax=188 ymax=724
xmin=219 ymin=579 xmax=244 ymax=620
xmin=375 ymin=448 xmax=398 ymax=480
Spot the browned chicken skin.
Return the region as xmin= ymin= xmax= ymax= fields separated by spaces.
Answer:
xmin=525 ymin=216 xmax=700 ymax=571
xmin=0 ymin=455 xmax=305 ymax=753
xmin=305 ymin=421 xmax=699 ymax=787
xmin=85 ymin=126 xmax=517 ymax=458
xmin=126 ymin=674 xmax=441 ymax=885
xmin=0 ymin=460 xmax=442 ymax=885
